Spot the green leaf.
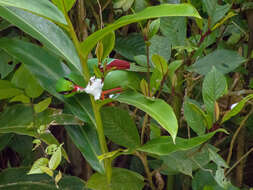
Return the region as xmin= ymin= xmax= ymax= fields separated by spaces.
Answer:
xmin=0 ymin=167 xmax=87 ymax=190
xmin=86 ymin=167 xmax=145 ymax=190
xmin=151 ymin=54 xmax=168 ymax=74
xmin=160 ymin=17 xmax=186 ymax=46
xmin=40 ymin=166 xmax=54 ymax=177
xmin=184 ymin=98 xmax=206 ymax=135
xmin=9 ymin=94 xmax=30 ymax=104
xmin=0 ymin=50 xmax=15 ymax=79
xmin=115 ymin=33 xmax=145 ymax=61
xmin=113 ymin=0 xmax=134 ymax=11
xmin=202 ymin=67 xmax=227 ymax=116
xmin=0 ymin=20 xmax=12 ymax=31
xmin=189 ymin=49 xmax=246 ymax=75
xmin=101 ymin=107 xmax=140 ymax=148
xmin=65 ymin=125 xmax=105 ymax=173
xmin=0 ymin=133 xmax=14 ymax=152
xmin=11 ymin=64 xmax=44 ymax=98
xmin=0 ymin=7 xmax=81 ymax=73
xmin=208 ymin=148 xmax=228 ymax=168
xmin=52 ymin=0 xmax=76 ymax=12
xmin=114 ymin=90 xmax=178 ymax=142
xmin=148 ymin=19 xmax=160 ymax=39
xmin=150 ymin=35 xmax=171 ymax=62
xmin=49 ymin=146 xmax=62 ymax=170
xmin=0 ymin=88 xmax=23 ymax=100
xmin=138 ymin=129 xmax=226 ymax=155
xmin=103 ymin=70 xmax=141 ymax=91
xmin=100 ymin=32 xmax=115 ymax=61
xmin=202 ymin=0 xmax=230 ymax=26
xmin=222 ymin=94 xmax=253 ymax=123
xmin=34 ymin=97 xmax=52 ymax=113
xmin=0 ymin=104 xmax=69 ymax=161
xmin=28 ymin=158 xmax=49 ymax=175
xmin=81 ymin=3 xmax=201 ymax=59
xmin=0 ymin=0 xmax=67 ymax=25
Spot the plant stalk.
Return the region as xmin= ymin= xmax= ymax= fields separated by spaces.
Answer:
xmin=63 ymin=1 xmax=112 ymax=184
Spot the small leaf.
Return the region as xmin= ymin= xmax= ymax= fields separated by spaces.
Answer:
xmin=95 ymin=41 xmax=104 ymax=63
xmin=140 ymin=79 xmax=149 ymax=96
xmin=34 ymin=97 xmax=52 ymax=113
xmin=9 ymin=94 xmax=30 ymax=104
xmin=52 ymin=0 xmax=76 ymax=12
xmin=40 ymin=166 xmax=54 ymax=177
xmin=45 ymin=144 xmax=58 ymax=155
xmin=32 ymin=139 xmax=41 ymax=151
xmin=49 ymin=146 xmax=62 ymax=170
xmin=101 ymin=32 xmax=115 ymax=61
xmin=208 ymin=148 xmax=228 ymax=168
xmin=148 ymin=19 xmax=160 ymax=39
xmin=222 ymin=94 xmax=253 ymax=123
xmin=55 ymin=170 xmax=62 ymax=185
xmin=151 ymin=54 xmax=168 ymax=75
xmin=28 ymin=157 xmax=49 ymax=175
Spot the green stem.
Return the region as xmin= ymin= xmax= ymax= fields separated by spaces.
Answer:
xmin=62 ymin=1 xmax=112 ymax=185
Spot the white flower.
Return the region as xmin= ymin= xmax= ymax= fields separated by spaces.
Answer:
xmin=84 ymin=76 xmax=104 ymax=100
xmin=230 ymin=103 xmax=238 ymax=110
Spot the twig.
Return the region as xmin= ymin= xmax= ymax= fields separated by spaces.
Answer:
xmin=141 ymin=114 xmax=149 ymax=145
xmin=226 ymin=108 xmax=253 ymax=165
xmin=225 ymin=147 xmax=253 ymax=176
xmin=96 ymin=0 xmax=104 ymax=29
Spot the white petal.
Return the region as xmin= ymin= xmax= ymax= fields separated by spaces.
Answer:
xmin=84 ymin=76 xmax=104 ymax=100
xmin=230 ymin=103 xmax=238 ymax=110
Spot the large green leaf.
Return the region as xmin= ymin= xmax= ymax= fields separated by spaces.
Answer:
xmin=202 ymin=67 xmax=227 ymax=116
xmin=0 ymin=0 xmax=67 ymax=25
xmin=86 ymin=167 xmax=144 ymax=190
xmin=0 ymin=7 xmax=81 ymax=73
xmin=101 ymin=107 xmax=140 ymax=148
xmin=189 ymin=49 xmax=246 ymax=75
xmin=137 ymin=129 xmax=226 ymax=155
xmin=0 ymin=50 xmax=15 ymax=79
xmin=114 ymin=90 xmax=178 ymax=142
xmin=65 ymin=125 xmax=104 ymax=174
xmin=0 ymin=167 xmax=87 ymax=190
xmin=81 ymin=3 xmax=201 ymax=59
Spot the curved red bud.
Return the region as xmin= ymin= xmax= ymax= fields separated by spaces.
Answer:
xmin=105 ymin=59 xmax=130 ymax=71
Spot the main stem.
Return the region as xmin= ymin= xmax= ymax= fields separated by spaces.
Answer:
xmin=64 ymin=7 xmax=112 ymax=184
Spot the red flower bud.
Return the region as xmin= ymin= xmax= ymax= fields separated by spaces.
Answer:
xmin=105 ymin=59 xmax=130 ymax=71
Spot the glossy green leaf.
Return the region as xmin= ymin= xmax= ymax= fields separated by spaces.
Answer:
xmin=222 ymin=94 xmax=253 ymax=123
xmin=52 ymin=0 xmax=76 ymax=12
xmin=103 ymin=70 xmax=141 ymax=91
xmin=184 ymin=98 xmax=206 ymax=135
xmin=34 ymin=98 xmax=52 ymax=113
xmin=137 ymin=129 xmax=226 ymax=155
xmin=101 ymin=107 xmax=140 ymax=148
xmin=0 ymin=88 xmax=23 ymax=100
xmin=114 ymin=90 xmax=178 ymax=142
xmin=100 ymin=32 xmax=115 ymax=61
xmin=49 ymin=146 xmax=62 ymax=170
xmin=0 ymin=7 xmax=81 ymax=73
xmin=160 ymin=16 xmax=186 ymax=46
xmin=202 ymin=67 xmax=227 ymax=116
xmin=9 ymin=94 xmax=30 ymax=104
xmin=0 ymin=38 xmax=93 ymax=126
xmin=189 ymin=49 xmax=246 ymax=75
xmin=28 ymin=158 xmax=49 ymax=175
xmin=0 ymin=167 xmax=87 ymax=190
xmin=65 ymin=125 xmax=104 ymax=173
xmin=0 ymin=0 xmax=67 ymax=24
xmin=11 ymin=64 xmax=44 ymax=98
xmin=86 ymin=167 xmax=145 ymax=190
xmin=148 ymin=19 xmax=160 ymax=39
xmin=81 ymin=3 xmax=201 ymax=59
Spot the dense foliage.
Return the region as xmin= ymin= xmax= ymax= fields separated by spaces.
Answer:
xmin=0 ymin=0 xmax=252 ymax=189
